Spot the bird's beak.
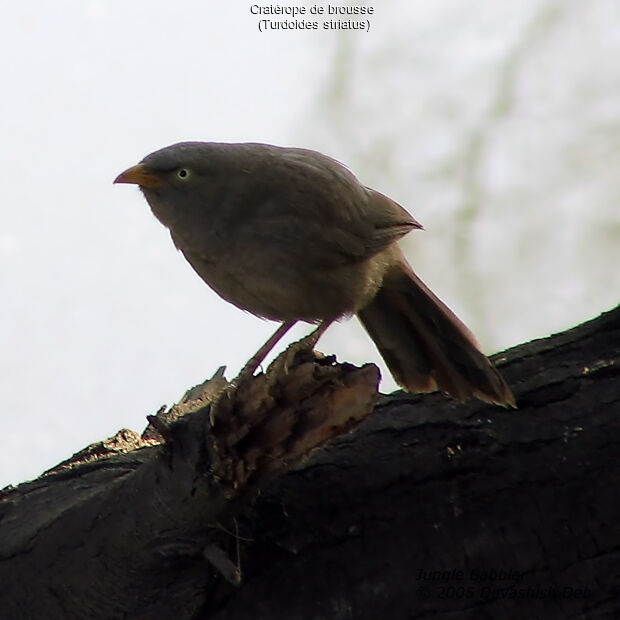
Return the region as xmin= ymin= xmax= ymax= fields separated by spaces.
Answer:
xmin=114 ymin=163 xmax=162 ymax=188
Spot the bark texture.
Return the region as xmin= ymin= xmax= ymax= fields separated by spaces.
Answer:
xmin=1 ymin=306 xmax=619 ymax=620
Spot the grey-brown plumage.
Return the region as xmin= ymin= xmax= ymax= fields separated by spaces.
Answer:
xmin=115 ymin=141 xmax=515 ymax=406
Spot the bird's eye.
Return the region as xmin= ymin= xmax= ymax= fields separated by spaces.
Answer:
xmin=177 ymin=168 xmax=191 ymax=180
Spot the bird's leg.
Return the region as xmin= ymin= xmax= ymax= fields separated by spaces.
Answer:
xmin=233 ymin=320 xmax=297 ymax=385
xmin=266 ymin=320 xmax=333 ymax=380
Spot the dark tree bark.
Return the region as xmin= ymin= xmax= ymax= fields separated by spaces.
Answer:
xmin=1 ymin=306 xmax=619 ymax=620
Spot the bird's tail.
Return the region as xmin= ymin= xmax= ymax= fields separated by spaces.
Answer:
xmin=357 ymin=261 xmax=515 ymax=406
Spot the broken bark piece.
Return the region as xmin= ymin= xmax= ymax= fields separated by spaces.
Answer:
xmin=207 ymin=352 xmax=380 ymax=498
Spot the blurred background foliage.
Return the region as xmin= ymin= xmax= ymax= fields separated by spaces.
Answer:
xmin=303 ymin=0 xmax=620 ymax=358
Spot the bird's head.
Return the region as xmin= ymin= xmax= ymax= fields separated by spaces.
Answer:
xmin=114 ymin=141 xmax=219 ymax=192
xmin=114 ymin=142 xmax=232 ymax=229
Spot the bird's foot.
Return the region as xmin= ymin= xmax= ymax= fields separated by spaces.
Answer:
xmin=265 ymin=333 xmax=323 ymax=382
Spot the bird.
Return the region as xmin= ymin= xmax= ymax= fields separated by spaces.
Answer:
xmin=114 ymin=141 xmax=515 ymax=406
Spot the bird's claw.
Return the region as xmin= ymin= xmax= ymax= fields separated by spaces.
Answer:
xmin=266 ymin=339 xmax=321 ymax=382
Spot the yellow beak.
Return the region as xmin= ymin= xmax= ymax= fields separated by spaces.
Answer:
xmin=113 ymin=163 xmax=162 ymax=188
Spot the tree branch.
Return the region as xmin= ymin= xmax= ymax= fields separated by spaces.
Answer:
xmin=1 ymin=306 xmax=619 ymax=620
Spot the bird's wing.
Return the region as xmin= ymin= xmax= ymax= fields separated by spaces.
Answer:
xmin=226 ymin=149 xmax=422 ymax=269
xmin=361 ymin=189 xmax=422 ymax=254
